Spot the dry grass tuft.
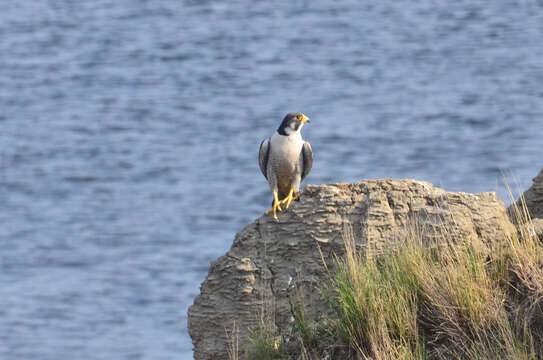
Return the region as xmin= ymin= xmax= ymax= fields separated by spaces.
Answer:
xmin=324 ymin=190 xmax=543 ymax=360
xmin=247 ymin=298 xmax=285 ymax=360
xmin=226 ymin=321 xmax=240 ymax=360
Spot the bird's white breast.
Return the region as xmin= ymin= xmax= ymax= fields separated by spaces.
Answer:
xmin=268 ymin=131 xmax=303 ymax=183
xmin=269 ymin=131 xmax=304 ymax=159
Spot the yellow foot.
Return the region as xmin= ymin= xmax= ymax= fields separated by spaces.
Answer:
xmin=264 ymin=202 xmax=282 ymax=219
xmin=280 ymin=188 xmax=299 ymax=209
xmin=264 ymin=192 xmax=282 ymax=220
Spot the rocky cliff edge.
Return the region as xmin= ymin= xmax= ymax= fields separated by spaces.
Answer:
xmin=510 ymin=169 xmax=543 ymax=237
xmin=188 ymin=178 xmax=517 ymax=360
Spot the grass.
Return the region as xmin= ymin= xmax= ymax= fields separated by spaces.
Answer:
xmin=247 ymin=191 xmax=543 ymax=359
xmin=323 ymin=194 xmax=543 ymax=360
xmin=328 ymin=223 xmax=426 ymax=359
xmin=247 ymin=312 xmax=284 ymax=360
xmin=226 ymin=321 xmax=240 ymax=360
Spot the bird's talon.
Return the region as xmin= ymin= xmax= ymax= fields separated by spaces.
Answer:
xmin=264 ymin=205 xmax=281 ymax=215
xmin=281 ymin=188 xmax=296 ymax=209
xmin=273 ymin=203 xmax=281 ymax=219
xmin=265 ymin=195 xmax=283 ymax=220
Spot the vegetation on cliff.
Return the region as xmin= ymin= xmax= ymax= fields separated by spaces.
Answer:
xmin=246 ymin=197 xmax=543 ymax=360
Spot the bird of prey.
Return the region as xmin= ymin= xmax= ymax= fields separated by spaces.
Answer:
xmin=258 ymin=112 xmax=313 ymax=220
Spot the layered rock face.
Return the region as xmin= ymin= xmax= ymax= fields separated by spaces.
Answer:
xmin=510 ymin=169 xmax=543 ymax=237
xmin=188 ymin=179 xmax=516 ymax=360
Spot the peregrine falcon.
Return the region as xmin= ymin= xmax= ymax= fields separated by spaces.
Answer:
xmin=259 ymin=112 xmax=313 ymax=220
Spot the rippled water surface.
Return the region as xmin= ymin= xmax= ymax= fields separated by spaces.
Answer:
xmin=1 ymin=1 xmax=543 ymax=359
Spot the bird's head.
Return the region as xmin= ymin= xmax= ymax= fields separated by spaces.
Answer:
xmin=277 ymin=112 xmax=310 ymax=136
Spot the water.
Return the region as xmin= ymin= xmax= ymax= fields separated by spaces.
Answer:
xmin=1 ymin=1 xmax=542 ymax=359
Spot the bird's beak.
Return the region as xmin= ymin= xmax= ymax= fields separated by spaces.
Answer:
xmin=301 ymin=114 xmax=310 ymax=123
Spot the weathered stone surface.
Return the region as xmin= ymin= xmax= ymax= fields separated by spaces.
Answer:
xmin=509 ymin=169 xmax=543 ymax=237
xmin=188 ymin=179 xmax=516 ymax=360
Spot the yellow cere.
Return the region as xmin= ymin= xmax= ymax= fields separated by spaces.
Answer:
xmin=298 ymin=114 xmax=309 ymax=123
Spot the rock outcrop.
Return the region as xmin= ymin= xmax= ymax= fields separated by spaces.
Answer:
xmin=509 ymin=169 xmax=543 ymax=237
xmin=188 ymin=179 xmax=516 ymax=360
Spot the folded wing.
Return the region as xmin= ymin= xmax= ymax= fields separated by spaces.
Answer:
xmin=301 ymin=141 xmax=313 ymax=181
xmin=258 ymin=138 xmax=270 ymax=180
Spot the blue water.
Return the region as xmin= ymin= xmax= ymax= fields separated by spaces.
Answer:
xmin=1 ymin=1 xmax=542 ymax=359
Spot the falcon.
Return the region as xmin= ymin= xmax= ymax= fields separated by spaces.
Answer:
xmin=259 ymin=112 xmax=313 ymax=220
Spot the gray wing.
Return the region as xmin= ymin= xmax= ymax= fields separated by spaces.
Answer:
xmin=301 ymin=141 xmax=313 ymax=181
xmin=258 ymin=138 xmax=270 ymax=180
